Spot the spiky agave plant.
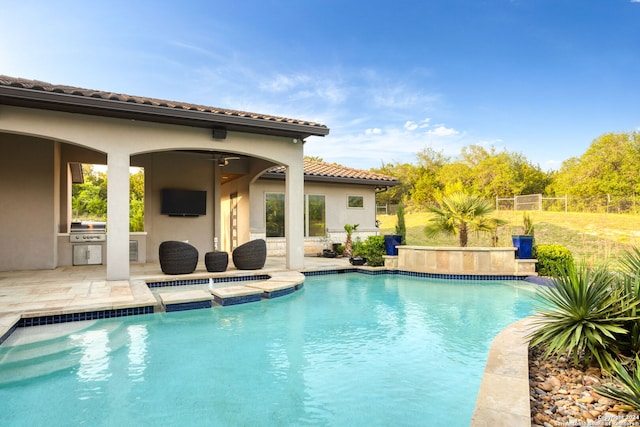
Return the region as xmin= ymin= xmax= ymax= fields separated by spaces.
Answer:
xmin=595 ymin=357 xmax=640 ymax=410
xmin=616 ymin=247 xmax=640 ymax=358
xmin=527 ymin=262 xmax=638 ymax=370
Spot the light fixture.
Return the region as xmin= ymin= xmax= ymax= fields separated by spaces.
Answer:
xmin=214 ymin=155 xmax=240 ymax=166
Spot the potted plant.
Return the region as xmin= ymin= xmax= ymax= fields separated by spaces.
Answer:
xmin=512 ymin=212 xmax=534 ymax=259
xmin=349 ymin=237 xmax=367 ymax=265
xmin=321 ymin=236 xmax=336 ymax=257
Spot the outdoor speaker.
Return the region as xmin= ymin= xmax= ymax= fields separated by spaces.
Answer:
xmin=212 ymin=128 xmax=227 ymax=139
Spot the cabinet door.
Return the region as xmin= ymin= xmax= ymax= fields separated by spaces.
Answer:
xmin=73 ymin=245 xmax=103 ymax=265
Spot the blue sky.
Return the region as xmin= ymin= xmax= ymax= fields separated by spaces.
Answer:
xmin=2 ymin=0 xmax=639 ymax=171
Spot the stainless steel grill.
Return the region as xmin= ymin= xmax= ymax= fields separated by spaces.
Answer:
xmin=69 ymin=221 xmax=106 ymax=242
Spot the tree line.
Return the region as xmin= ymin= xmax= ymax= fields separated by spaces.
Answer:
xmin=373 ymin=131 xmax=640 ymax=213
xmin=72 ymin=165 xmax=144 ymax=231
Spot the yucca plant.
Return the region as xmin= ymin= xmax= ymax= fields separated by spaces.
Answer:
xmin=589 ymin=247 xmax=640 ymax=409
xmin=595 ymin=357 xmax=640 ymax=410
xmin=617 ymin=247 xmax=640 ymax=358
xmin=620 ymin=247 xmax=640 ymax=277
xmin=527 ymin=262 xmax=638 ymax=370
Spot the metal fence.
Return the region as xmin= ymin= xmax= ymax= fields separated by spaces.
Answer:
xmin=377 ymin=204 xmax=399 ymax=215
xmin=497 ymin=194 xmax=640 ymax=214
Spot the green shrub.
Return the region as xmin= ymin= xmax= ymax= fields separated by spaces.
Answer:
xmin=352 ymin=237 xmax=363 ymax=257
xmin=353 ymin=235 xmax=386 ymax=267
xmin=335 ymin=245 xmax=345 ymax=256
xmin=535 ymin=244 xmax=574 ymax=276
xmin=395 ymin=204 xmax=407 ymax=245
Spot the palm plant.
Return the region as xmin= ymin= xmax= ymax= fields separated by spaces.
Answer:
xmin=527 ymin=262 xmax=638 ymax=370
xmin=423 ymin=192 xmax=506 ymax=247
xmin=343 ymin=223 xmax=359 ymax=258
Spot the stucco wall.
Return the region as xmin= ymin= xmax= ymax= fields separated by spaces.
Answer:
xmin=251 ymin=179 xmax=381 ymax=255
xmin=136 ymin=151 xmax=215 ymax=262
xmin=0 ymin=133 xmax=57 ymax=270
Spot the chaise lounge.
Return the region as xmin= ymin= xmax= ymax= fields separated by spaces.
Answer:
xmin=159 ymin=241 xmax=199 ymax=275
xmin=232 ymin=239 xmax=267 ymax=270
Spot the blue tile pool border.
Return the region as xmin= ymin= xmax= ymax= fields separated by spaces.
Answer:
xmin=16 ymin=306 xmax=155 ymax=328
xmin=302 ymin=268 xmax=528 ymax=281
xmin=165 ymin=300 xmax=212 ymax=312
xmin=0 ymin=323 xmax=18 ymax=345
xmin=213 ymin=293 xmax=262 ymax=306
xmin=146 ymin=274 xmax=270 ymax=288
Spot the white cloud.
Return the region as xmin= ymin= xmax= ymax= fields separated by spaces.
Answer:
xmin=404 ymin=121 xmax=419 ymax=131
xmin=257 ymin=73 xmax=348 ymax=105
xmin=259 ymin=74 xmax=310 ymax=92
xmin=305 ymin=118 xmax=470 ymax=170
xmin=404 ymin=118 xmax=431 ymax=131
xmin=426 ymin=125 xmax=459 ymax=137
xmin=371 ymin=85 xmax=439 ymax=109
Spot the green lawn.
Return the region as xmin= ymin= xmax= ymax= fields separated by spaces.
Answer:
xmin=377 ymin=211 xmax=640 ymax=267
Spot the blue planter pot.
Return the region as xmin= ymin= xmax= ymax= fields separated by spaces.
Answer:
xmin=512 ymin=235 xmax=534 ymax=259
xmin=383 ymin=235 xmax=403 ymax=256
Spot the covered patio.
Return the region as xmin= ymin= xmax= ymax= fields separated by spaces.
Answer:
xmin=0 ymin=75 xmax=329 ymax=282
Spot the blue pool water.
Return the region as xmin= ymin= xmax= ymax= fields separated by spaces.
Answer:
xmin=0 ymin=273 xmax=535 ymax=426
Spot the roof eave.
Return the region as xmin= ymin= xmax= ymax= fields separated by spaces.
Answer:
xmin=261 ymin=172 xmax=399 ymax=187
xmin=0 ymin=85 xmax=330 ymax=139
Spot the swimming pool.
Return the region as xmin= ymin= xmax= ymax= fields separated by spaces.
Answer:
xmin=0 ymin=273 xmax=535 ymax=426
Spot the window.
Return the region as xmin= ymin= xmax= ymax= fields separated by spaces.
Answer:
xmin=265 ymin=193 xmax=326 ymax=237
xmin=305 ymin=194 xmax=325 ymax=237
xmin=347 ymin=195 xmax=364 ymax=208
xmin=266 ymin=193 xmax=285 ymax=237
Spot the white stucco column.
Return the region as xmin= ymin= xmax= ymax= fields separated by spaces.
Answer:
xmin=106 ymin=151 xmax=130 ymax=280
xmin=213 ymin=163 xmax=222 ymax=250
xmin=285 ymin=161 xmax=305 ymax=269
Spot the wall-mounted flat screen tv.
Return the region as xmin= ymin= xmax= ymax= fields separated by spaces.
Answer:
xmin=161 ymin=189 xmax=207 ymax=217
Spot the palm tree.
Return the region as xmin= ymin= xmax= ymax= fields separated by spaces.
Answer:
xmin=343 ymin=223 xmax=359 ymax=258
xmin=424 ymin=192 xmax=506 ymax=247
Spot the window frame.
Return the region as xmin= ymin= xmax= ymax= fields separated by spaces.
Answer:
xmin=347 ymin=195 xmax=364 ymax=209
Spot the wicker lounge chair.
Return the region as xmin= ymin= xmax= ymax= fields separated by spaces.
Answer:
xmin=159 ymin=241 xmax=199 ymax=275
xmin=205 ymin=251 xmax=228 ymax=272
xmin=232 ymin=239 xmax=267 ymax=270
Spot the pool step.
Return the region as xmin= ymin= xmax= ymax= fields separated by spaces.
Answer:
xmin=159 ymin=290 xmax=212 ymax=312
xmin=0 ymin=322 xmax=130 ymax=386
xmin=210 ymin=285 xmax=263 ymax=306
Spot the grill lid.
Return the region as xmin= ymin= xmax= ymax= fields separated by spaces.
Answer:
xmin=70 ymin=221 xmax=106 ymax=232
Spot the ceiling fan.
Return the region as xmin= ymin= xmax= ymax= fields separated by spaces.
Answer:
xmin=214 ymin=155 xmax=240 ymax=166
xmin=178 ymin=150 xmax=241 ymax=166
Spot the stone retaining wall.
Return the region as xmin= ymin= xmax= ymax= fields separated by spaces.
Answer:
xmin=394 ymin=246 xmax=536 ymax=276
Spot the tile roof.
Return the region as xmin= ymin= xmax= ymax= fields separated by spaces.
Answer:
xmin=264 ymin=160 xmax=398 ymax=186
xmin=0 ymin=75 xmax=329 ymax=138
